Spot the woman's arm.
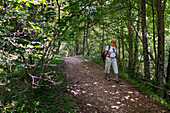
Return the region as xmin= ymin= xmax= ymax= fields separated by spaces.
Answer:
xmin=105 ymin=50 xmax=111 ymax=56
xmin=104 ymin=50 xmax=107 ymax=55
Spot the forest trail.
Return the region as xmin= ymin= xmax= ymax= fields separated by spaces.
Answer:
xmin=61 ymin=57 xmax=169 ymax=113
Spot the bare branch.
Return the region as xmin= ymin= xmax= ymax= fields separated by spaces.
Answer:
xmin=39 ymin=71 xmax=56 ymax=76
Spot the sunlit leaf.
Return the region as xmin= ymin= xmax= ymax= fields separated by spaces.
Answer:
xmin=36 ymin=51 xmax=40 ymax=54
xmin=26 ymin=2 xmax=31 ymax=7
xmin=47 ymin=37 xmax=51 ymax=40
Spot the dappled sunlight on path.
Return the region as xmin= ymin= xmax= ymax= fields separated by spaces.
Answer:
xmin=62 ymin=57 xmax=169 ymax=113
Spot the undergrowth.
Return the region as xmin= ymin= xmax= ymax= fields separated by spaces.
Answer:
xmin=78 ymin=55 xmax=170 ymax=109
xmin=0 ymin=57 xmax=79 ymax=112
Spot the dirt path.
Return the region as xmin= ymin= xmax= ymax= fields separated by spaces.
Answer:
xmin=61 ymin=57 xmax=169 ymax=113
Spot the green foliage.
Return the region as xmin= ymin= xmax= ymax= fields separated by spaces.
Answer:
xmin=1 ymin=87 xmax=79 ymax=112
xmin=0 ymin=59 xmax=79 ymax=112
xmin=0 ymin=0 xmax=90 ymax=88
xmin=1 ymin=0 xmax=170 ymax=111
xmin=165 ymin=82 xmax=170 ymax=90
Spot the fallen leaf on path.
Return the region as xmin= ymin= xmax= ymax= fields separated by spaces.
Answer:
xmin=111 ymin=105 xmax=120 ymax=109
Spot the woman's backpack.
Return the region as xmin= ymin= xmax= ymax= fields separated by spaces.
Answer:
xmin=101 ymin=45 xmax=110 ymax=62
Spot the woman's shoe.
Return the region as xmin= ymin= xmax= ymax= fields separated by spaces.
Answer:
xmin=116 ymin=78 xmax=120 ymax=83
xmin=106 ymin=76 xmax=110 ymax=81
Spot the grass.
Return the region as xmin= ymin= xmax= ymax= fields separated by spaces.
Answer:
xmin=77 ymin=55 xmax=170 ymax=109
xmin=0 ymin=56 xmax=79 ymax=113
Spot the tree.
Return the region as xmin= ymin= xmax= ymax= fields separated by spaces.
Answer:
xmin=141 ymin=0 xmax=150 ymax=79
xmin=0 ymin=0 xmax=96 ymax=88
xmin=155 ymin=0 xmax=167 ymax=97
xmin=166 ymin=48 xmax=170 ymax=82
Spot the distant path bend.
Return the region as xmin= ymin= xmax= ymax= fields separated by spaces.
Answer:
xmin=61 ymin=57 xmax=169 ymax=113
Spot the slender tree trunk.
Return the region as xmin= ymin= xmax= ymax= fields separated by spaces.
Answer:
xmin=76 ymin=37 xmax=79 ymax=55
xmin=152 ymin=1 xmax=156 ymax=59
xmin=151 ymin=1 xmax=159 ymax=81
xmin=141 ymin=0 xmax=150 ymax=79
xmin=166 ymin=49 xmax=170 ymax=82
xmin=118 ymin=36 xmax=121 ymax=62
xmin=55 ymin=0 xmax=61 ymax=53
xmin=166 ymin=48 xmax=170 ymax=103
xmin=155 ymin=0 xmax=166 ymax=97
xmin=86 ymin=22 xmax=90 ymax=56
xmin=100 ymin=2 xmax=104 ymax=58
xmin=127 ymin=7 xmax=133 ymax=74
xmin=122 ymin=39 xmax=124 ymax=59
xmin=134 ymin=10 xmax=140 ymax=78
xmin=101 ymin=24 xmax=105 ymax=56
xmin=121 ymin=21 xmax=125 ymax=68
xmin=83 ymin=21 xmax=86 ymax=55
xmin=128 ymin=22 xmax=133 ymax=74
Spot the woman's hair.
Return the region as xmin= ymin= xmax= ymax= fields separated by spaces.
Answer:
xmin=111 ymin=38 xmax=117 ymax=42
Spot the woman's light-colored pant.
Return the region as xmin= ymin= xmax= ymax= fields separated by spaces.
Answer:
xmin=105 ymin=57 xmax=118 ymax=74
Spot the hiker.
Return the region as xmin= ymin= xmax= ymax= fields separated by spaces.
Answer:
xmin=104 ymin=38 xmax=120 ymax=82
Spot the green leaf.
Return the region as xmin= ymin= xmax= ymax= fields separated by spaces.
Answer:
xmin=18 ymin=49 xmax=25 ymax=53
xmin=0 ymin=28 xmax=5 ymax=32
xmin=41 ymin=36 xmax=48 ymax=39
xmin=35 ymin=29 xmax=39 ymax=33
xmin=0 ymin=33 xmax=5 ymax=36
xmin=47 ymin=37 xmax=51 ymax=40
xmin=26 ymin=2 xmax=31 ymax=7
xmin=36 ymin=51 xmax=40 ymax=54
xmin=54 ymin=55 xmax=61 ymax=59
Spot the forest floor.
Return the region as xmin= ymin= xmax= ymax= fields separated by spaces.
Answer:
xmin=61 ymin=57 xmax=169 ymax=113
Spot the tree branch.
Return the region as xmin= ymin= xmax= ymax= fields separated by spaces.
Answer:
xmin=140 ymin=80 xmax=169 ymax=92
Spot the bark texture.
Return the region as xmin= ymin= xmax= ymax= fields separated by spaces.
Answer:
xmin=141 ymin=0 xmax=150 ymax=79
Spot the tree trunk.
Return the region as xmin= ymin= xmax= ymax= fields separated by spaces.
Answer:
xmin=75 ymin=37 xmax=79 ymax=55
xmin=151 ymin=0 xmax=159 ymax=82
xmin=101 ymin=24 xmax=105 ymax=56
xmin=141 ymin=0 xmax=150 ymax=79
xmin=121 ymin=21 xmax=125 ymax=68
xmin=166 ymin=48 xmax=170 ymax=103
xmin=134 ymin=10 xmax=140 ymax=78
xmin=83 ymin=21 xmax=86 ymax=55
xmin=86 ymin=22 xmax=90 ymax=56
xmin=155 ymin=0 xmax=166 ymax=97
xmin=128 ymin=21 xmax=133 ymax=74
xmin=166 ymin=49 xmax=170 ymax=82
xmin=152 ymin=1 xmax=156 ymax=59
xmin=118 ymin=36 xmax=121 ymax=62
xmin=131 ymin=22 xmax=155 ymax=61
xmin=127 ymin=7 xmax=133 ymax=74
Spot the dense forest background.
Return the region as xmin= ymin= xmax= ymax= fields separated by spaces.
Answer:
xmin=0 ymin=0 xmax=169 ymax=112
